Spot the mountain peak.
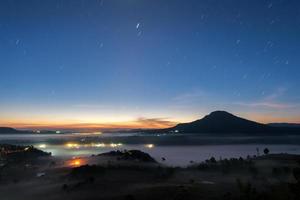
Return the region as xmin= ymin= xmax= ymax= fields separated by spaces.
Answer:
xmin=172 ymin=110 xmax=270 ymax=134
xmin=202 ymin=111 xmax=236 ymax=120
xmin=207 ymin=110 xmax=234 ymax=117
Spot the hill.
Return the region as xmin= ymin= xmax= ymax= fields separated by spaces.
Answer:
xmin=161 ymin=111 xmax=300 ymax=135
xmin=268 ymin=123 xmax=300 ymax=128
xmin=0 ymin=127 xmax=32 ymax=134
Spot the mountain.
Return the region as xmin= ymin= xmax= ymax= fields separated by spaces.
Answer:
xmin=0 ymin=127 xmax=63 ymax=134
xmin=268 ymin=123 xmax=300 ymax=128
xmin=162 ymin=111 xmax=300 ymax=135
xmin=0 ymin=127 xmax=31 ymax=134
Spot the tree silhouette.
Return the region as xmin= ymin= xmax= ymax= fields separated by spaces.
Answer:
xmin=263 ymin=148 xmax=269 ymax=155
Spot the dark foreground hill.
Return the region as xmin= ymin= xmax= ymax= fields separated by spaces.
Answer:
xmin=161 ymin=111 xmax=300 ymax=135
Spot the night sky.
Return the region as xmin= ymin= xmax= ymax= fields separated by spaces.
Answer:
xmin=0 ymin=0 xmax=300 ymax=130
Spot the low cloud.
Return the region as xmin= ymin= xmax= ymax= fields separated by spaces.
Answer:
xmin=172 ymin=90 xmax=207 ymax=104
xmin=235 ymin=101 xmax=296 ymax=109
xmin=264 ymin=87 xmax=287 ymax=101
xmin=134 ymin=117 xmax=177 ymax=128
xmin=235 ymin=87 xmax=298 ymax=109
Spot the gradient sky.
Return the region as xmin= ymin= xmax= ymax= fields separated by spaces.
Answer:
xmin=0 ymin=0 xmax=300 ymax=130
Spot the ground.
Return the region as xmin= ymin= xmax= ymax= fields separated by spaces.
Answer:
xmin=0 ymin=147 xmax=300 ymax=200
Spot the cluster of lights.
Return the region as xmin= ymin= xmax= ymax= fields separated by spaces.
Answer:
xmin=65 ymin=142 xmax=123 ymax=149
xmin=68 ymin=158 xmax=85 ymax=167
xmin=92 ymin=132 xmax=102 ymax=135
xmin=73 ymin=160 xmax=81 ymax=166
xmin=109 ymin=143 xmax=122 ymax=147
xmin=38 ymin=144 xmax=47 ymax=149
xmin=66 ymin=143 xmax=80 ymax=148
xmin=145 ymin=144 xmax=154 ymax=148
xmin=92 ymin=143 xmax=106 ymax=147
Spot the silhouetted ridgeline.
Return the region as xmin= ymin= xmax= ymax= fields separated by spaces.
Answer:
xmin=151 ymin=111 xmax=300 ymax=135
xmin=0 ymin=127 xmax=32 ymax=134
xmin=268 ymin=123 xmax=300 ymax=128
xmin=1 ymin=111 xmax=300 ymax=135
xmin=0 ymin=127 xmax=62 ymax=134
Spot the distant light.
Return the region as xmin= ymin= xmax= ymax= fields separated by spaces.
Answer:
xmin=69 ymin=158 xmax=83 ymax=167
xmin=38 ymin=144 xmax=47 ymax=149
xmin=36 ymin=130 xmax=41 ymax=133
xmin=65 ymin=143 xmax=80 ymax=148
xmin=56 ymin=131 xmax=61 ymax=134
xmin=65 ymin=142 xmax=123 ymax=149
xmin=74 ymin=160 xmax=80 ymax=166
xmin=110 ymin=143 xmax=117 ymax=147
xmin=93 ymin=143 xmax=106 ymax=147
xmin=174 ymin=130 xmax=179 ymax=133
xmin=92 ymin=132 xmax=102 ymax=135
xmin=145 ymin=144 xmax=154 ymax=148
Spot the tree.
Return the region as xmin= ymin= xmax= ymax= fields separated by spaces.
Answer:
xmin=263 ymin=148 xmax=269 ymax=155
xmin=210 ymin=157 xmax=217 ymax=163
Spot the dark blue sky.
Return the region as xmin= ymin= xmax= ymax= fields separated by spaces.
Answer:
xmin=0 ymin=0 xmax=300 ymax=129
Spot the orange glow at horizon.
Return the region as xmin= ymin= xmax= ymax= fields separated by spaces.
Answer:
xmin=0 ymin=117 xmax=179 ymax=130
xmin=241 ymin=113 xmax=300 ymax=124
xmin=1 ymin=112 xmax=300 ymax=131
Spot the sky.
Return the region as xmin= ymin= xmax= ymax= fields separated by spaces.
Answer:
xmin=0 ymin=0 xmax=300 ymax=130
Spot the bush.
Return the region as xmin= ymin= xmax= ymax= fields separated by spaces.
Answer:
xmin=264 ymin=148 xmax=270 ymax=155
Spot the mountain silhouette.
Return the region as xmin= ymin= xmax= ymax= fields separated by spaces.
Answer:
xmin=268 ymin=123 xmax=300 ymax=128
xmin=0 ymin=127 xmax=29 ymax=134
xmin=1 ymin=111 xmax=300 ymax=135
xmin=164 ymin=111 xmax=300 ymax=134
